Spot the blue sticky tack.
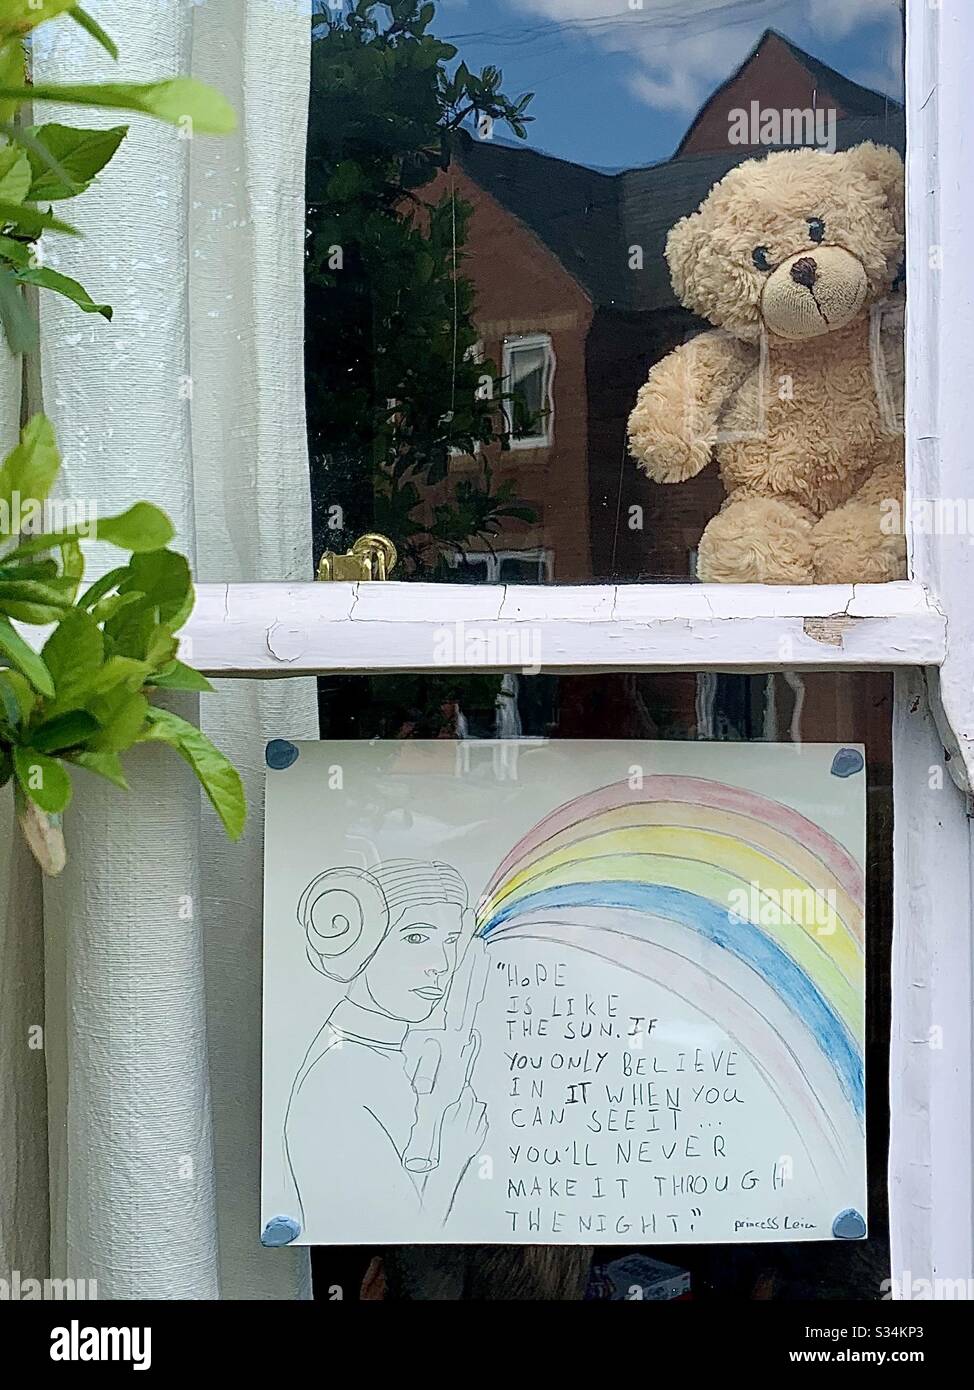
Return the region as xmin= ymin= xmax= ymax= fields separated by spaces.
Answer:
xmin=832 ymin=1208 xmax=867 ymax=1239
xmin=831 ymin=748 xmax=864 ymax=779
xmin=261 ymin=1215 xmax=301 ymax=1246
xmin=266 ymin=739 xmax=299 ymax=770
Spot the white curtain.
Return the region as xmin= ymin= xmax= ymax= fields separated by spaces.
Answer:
xmin=0 ymin=0 xmax=316 ymax=1299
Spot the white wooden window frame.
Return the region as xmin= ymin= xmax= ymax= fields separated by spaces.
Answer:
xmin=179 ymin=3 xmax=971 ymax=1299
xmin=501 ymin=332 xmax=556 ymax=449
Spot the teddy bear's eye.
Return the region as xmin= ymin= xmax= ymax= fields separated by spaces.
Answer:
xmin=808 ymin=217 xmax=826 ymax=243
xmin=752 ymin=246 xmax=773 ymax=272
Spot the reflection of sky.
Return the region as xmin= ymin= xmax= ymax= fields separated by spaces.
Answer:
xmin=435 ymin=0 xmax=903 ymax=169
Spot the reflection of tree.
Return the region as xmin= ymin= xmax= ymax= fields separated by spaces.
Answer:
xmin=306 ymin=1 xmax=538 ymax=577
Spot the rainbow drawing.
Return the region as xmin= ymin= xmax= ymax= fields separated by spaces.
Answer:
xmin=475 ymin=775 xmax=865 ymax=1188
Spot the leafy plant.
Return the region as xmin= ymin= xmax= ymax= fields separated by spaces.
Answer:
xmin=0 ymin=0 xmax=235 ymax=350
xmin=0 ymin=1 xmax=244 ymax=872
xmin=306 ymin=0 xmax=538 ymax=575
xmin=0 ymin=415 xmax=245 ymax=873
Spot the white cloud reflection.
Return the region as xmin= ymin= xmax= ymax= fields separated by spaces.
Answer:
xmin=497 ymin=0 xmax=903 ymax=115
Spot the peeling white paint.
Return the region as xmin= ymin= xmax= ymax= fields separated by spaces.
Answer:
xmin=180 ymin=580 xmax=946 ymax=676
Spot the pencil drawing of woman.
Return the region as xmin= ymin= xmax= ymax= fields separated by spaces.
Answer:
xmin=284 ymin=859 xmax=488 ymax=1238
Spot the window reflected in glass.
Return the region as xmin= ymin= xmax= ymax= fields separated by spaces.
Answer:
xmin=305 ymin=2 xmax=906 ymax=583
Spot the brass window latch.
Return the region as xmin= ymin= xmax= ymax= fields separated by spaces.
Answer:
xmin=316 ymin=533 xmax=398 ymax=582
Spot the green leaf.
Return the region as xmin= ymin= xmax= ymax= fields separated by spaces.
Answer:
xmin=69 ymin=7 xmax=119 ymax=61
xmin=5 ymin=525 xmax=91 ymax=559
xmin=4 ymin=669 xmax=34 ymax=718
xmin=148 ymin=659 xmax=213 ymax=693
xmin=85 ymin=655 xmax=151 ymax=696
xmin=86 ymin=688 xmax=148 ymax=752
xmin=0 ymin=263 xmax=34 ymax=352
xmin=15 ymin=266 xmax=111 ymax=318
xmin=5 ymin=501 xmax=174 ymax=557
xmin=0 ymin=600 xmax=70 ymax=623
xmin=96 ymin=501 xmax=174 ymax=551
xmin=0 ymin=557 xmax=59 ymax=582
xmin=103 ymin=605 xmax=152 ymax=661
xmin=0 ymin=233 xmax=30 ymax=267
xmin=0 ymin=1 xmax=77 ymax=40
xmin=0 ymin=415 xmax=60 ymax=532
xmin=42 ymin=610 xmax=103 ymax=709
xmin=112 ymin=549 xmax=193 ymax=640
xmin=0 ymin=198 xmax=78 ymax=236
xmin=59 ymin=538 xmax=84 ymax=598
xmin=0 ymin=618 xmax=54 ymax=696
xmin=80 ymin=566 xmax=127 ymax=608
xmin=140 ymin=706 xmax=246 ymax=839
xmin=13 ymin=745 xmax=72 ymax=814
xmin=0 ymin=579 xmax=74 ymax=608
xmin=1 ymin=78 xmax=237 ymax=134
xmin=0 ymin=37 xmax=25 ymax=126
xmin=143 ymin=624 xmax=176 ymax=669
xmin=88 ymin=590 xmax=143 ymax=625
xmin=30 ymin=709 xmax=100 ymax=752
xmin=25 ymin=123 xmax=127 ymax=200
xmin=0 ymin=668 xmax=25 ymax=726
xmin=0 ymin=125 xmax=75 ymax=202
xmin=69 ymin=748 xmax=128 ymax=789
xmin=0 ymin=144 xmax=30 ymax=203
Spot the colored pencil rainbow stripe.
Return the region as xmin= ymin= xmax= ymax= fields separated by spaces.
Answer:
xmin=475 ymin=775 xmax=865 ymax=1181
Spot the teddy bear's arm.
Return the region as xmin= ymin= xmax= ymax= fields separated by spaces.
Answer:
xmin=628 ymin=330 xmax=756 ymax=484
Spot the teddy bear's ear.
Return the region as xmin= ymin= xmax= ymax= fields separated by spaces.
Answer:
xmin=665 ymin=210 xmax=708 ymax=309
xmin=843 ymin=142 xmax=905 ymax=236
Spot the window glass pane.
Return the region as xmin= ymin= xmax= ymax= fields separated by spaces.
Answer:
xmin=310 ymin=669 xmax=893 ymax=1301
xmin=306 ymin=3 xmax=906 ymax=583
xmin=506 ymin=338 xmax=552 ymax=442
xmin=497 ymin=551 xmax=548 ymax=583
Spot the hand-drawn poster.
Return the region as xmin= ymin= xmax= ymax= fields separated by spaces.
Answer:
xmin=261 ymin=740 xmax=867 ymax=1247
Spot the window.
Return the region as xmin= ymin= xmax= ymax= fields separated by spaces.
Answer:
xmin=305 ymin=667 xmax=893 ymax=1299
xmin=502 ymin=334 xmax=555 ymax=449
xmin=210 ymin=0 xmax=974 ymax=1304
xmin=304 ymin=2 xmax=906 ymax=583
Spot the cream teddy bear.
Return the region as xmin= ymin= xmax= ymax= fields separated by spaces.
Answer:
xmin=628 ymin=142 xmax=905 ymax=584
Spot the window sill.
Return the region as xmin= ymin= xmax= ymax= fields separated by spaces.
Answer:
xmin=184 ymin=580 xmax=944 ymax=677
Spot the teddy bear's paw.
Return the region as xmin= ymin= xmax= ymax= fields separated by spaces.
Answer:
xmin=628 ymin=394 xmax=712 ymax=483
xmin=812 ymin=504 xmax=907 ymax=584
xmin=697 ymin=498 xmax=815 ymax=584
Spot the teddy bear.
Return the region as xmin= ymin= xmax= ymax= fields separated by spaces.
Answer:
xmin=627 ymin=142 xmax=905 ymax=584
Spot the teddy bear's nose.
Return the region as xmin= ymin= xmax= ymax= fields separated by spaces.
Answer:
xmin=790 ymin=256 xmax=818 ymax=288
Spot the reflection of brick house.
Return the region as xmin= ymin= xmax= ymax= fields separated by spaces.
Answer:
xmin=425 ymin=150 xmax=600 ymax=580
xmin=437 ymin=29 xmax=904 ymax=581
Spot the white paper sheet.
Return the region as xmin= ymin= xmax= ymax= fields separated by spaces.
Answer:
xmin=261 ymin=740 xmax=867 ymax=1247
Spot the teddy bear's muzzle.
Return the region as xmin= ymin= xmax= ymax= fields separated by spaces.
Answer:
xmin=761 ymin=245 xmax=868 ymax=341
